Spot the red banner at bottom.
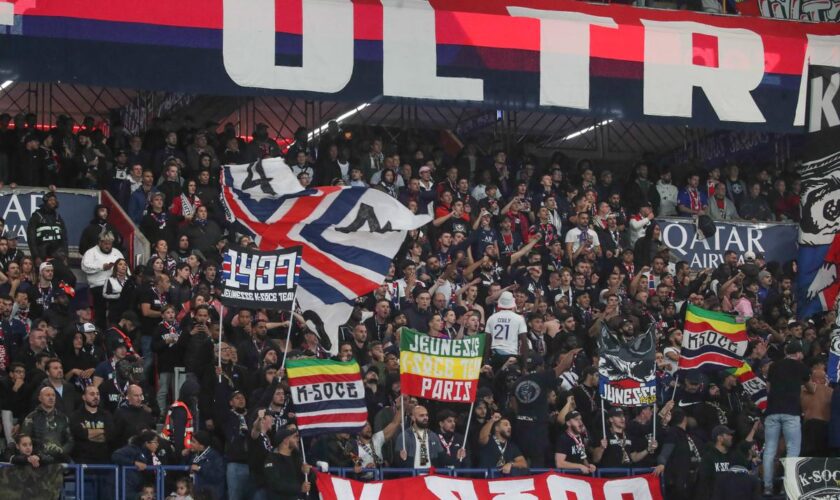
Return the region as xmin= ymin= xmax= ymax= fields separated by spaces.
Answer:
xmin=316 ymin=470 xmax=662 ymax=500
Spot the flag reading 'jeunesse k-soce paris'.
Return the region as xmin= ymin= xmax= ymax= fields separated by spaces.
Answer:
xmin=400 ymin=329 xmax=485 ymax=403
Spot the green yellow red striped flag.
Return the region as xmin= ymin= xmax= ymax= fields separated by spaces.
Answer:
xmin=286 ymin=358 xmax=367 ymax=436
xmin=679 ymin=305 xmax=748 ymax=371
xmin=399 ymin=329 xmax=486 ymax=403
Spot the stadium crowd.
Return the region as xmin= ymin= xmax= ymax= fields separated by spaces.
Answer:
xmin=0 ymin=114 xmax=835 ymax=499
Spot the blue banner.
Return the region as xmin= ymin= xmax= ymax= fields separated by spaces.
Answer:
xmin=0 ymin=188 xmax=100 ymax=250
xmin=656 ymin=217 xmax=798 ymax=269
xmin=660 ymin=130 xmax=793 ymax=169
xmin=830 ymin=330 xmax=840 ymax=384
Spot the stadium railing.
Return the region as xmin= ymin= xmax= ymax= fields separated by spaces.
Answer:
xmin=0 ymin=463 xmax=656 ymax=499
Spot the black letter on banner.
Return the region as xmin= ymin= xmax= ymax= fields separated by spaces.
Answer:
xmin=241 ymin=160 xmax=276 ymax=195
xmin=336 ymin=203 xmax=394 ymax=233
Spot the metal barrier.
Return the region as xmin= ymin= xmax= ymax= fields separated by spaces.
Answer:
xmin=1 ymin=463 xmax=657 ymax=499
xmin=327 ymin=466 xmax=654 ymax=479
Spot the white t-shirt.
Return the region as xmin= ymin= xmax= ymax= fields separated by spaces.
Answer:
xmin=357 ymin=431 xmax=386 ymax=467
xmin=564 ymin=227 xmax=600 ymax=254
xmin=485 ymin=309 xmax=528 ymax=355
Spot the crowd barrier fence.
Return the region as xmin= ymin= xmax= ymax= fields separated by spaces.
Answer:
xmin=1 ymin=463 xmax=658 ymax=499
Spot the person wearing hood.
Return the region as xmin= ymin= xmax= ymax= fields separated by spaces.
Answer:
xmin=81 ymin=230 xmax=125 ymax=329
xmin=79 ymin=204 xmax=124 ymax=255
xmin=26 ymin=191 xmax=67 ymax=263
xmin=162 ymin=375 xmax=200 ymax=457
xmin=633 ymin=223 xmax=666 ymax=270
xmin=181 ymin=205 xmax=222 ymax=256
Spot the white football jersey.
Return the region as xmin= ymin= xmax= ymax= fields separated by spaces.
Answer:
xmin=485 ymin=310 xmax=528 ymax=356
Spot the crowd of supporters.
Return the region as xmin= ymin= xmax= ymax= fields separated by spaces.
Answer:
xmin=0 ymin=114 xmax=835 ymax=499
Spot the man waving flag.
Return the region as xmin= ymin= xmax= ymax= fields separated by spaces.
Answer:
xmin=220 ymin=158 xmax=431 ymax=351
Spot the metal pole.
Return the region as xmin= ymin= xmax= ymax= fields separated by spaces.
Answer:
xmin=218 ymin=304 xmax=225 ymax=383
xmin=601 ymin=398 xmax=607 ymax=440
xmin=401 ymin=395 xmax=407 ymax=454
xmin=653 ymin=402 xmax=657 ymax=442
xmin=460 ymin=401 xmax=475 ymax=462
xmin=280 ymin=293 xmax=298 ymax=372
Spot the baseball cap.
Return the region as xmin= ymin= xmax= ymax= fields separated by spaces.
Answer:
xmin=275 ymin=426 xmax=298 ymax=444
xmin=784 ymin=341 xmax=803 ymax=355
xmin=744 ymin=251 xmax=756 ymax=261
xmin=711 ymin=425 xmax=734 ymax=440
xmin=80 ymin=323 xmax=98 ymax=334
xmin=419 ymin=165 xmax=432 ymax=174
xmin=39 ymin=261 xmax=54 ymax=272
xmin=608 ymin=407 xmax=625 ymax=418
xmin=121 ymin=311 xmax=140 ymax=326
xmin=565 ymin=410 xmax=582 ymax=423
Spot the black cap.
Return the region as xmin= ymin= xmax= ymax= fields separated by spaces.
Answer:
xmin=192 ymin=430 xmax=213 ymax=447
xmin=608 ymin=407 xmax=625 ymax=418
xmin=121 ymin=311 xmax=140 ymax=326
xmin=785 ymin=341 xmax=803 ymax=355
xmin=711 ymin=425 xmax=734 ymax=440
xmin=275 ymin=426 xmax=298 ymax=444
xmin=685 ymin=371 xmax=702 ymax=384
xmin=229 ymin=390 xmax=245 ymax=401
xmin=565 ymin=411 xmax=582 ymax=423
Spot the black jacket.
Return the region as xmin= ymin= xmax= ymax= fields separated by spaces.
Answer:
xmin=658 ymin=426 xmax=702 ymax=497
xmin=178 ymin=328 xmax=214 ymax=380
xmin=27 ymin=204 xmax=67 ymax=260
xmin=113 ymin=404 xmax=157 ymax=448
xmin=79 ymin=218 xmax=124 ymax=256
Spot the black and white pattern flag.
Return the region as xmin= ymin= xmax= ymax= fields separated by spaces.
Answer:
xmin=597 ymin=323 xmax=656 ymax=406
xmin=798 ymin=64 xmax=840 ymax=318
xmin=220 ymin=246 xmax=301 ymax=310
xmin=782 ymin=458 xmax=840 ymax=499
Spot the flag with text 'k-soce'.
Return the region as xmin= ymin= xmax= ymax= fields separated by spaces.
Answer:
xmin=726 ymin=362 xmax=767 ymax=412
xmin=679 ymin=305 xmax=748 ymax=372
xmin=399 ymin=329 xmax=486 ymax=403
xmin=286 ymin=358 xmax=367 ymax=436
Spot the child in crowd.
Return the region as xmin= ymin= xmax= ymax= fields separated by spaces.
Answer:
xmin=166 ymin=477 xmax=194 ymax=500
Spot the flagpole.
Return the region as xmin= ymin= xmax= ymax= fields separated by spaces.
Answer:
xmin=460 ymin=400 xmax=475 ymax=461
xmin=652 ymin=401 xmax=657 ymax=442
xmin=300 ymin=434 xmax=308 ymax=465
xmin=218 ymin=304 xmax=224 ymax=383
xmin=670 ymin=375 xmax=679 ymax=402
xmin=400 ymin=395 xmax=407 ymax=455
xmin=600 ymin=398 xmax=607 ymax=440
xmin=280 ymin=293 xmax=298 ymax=372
